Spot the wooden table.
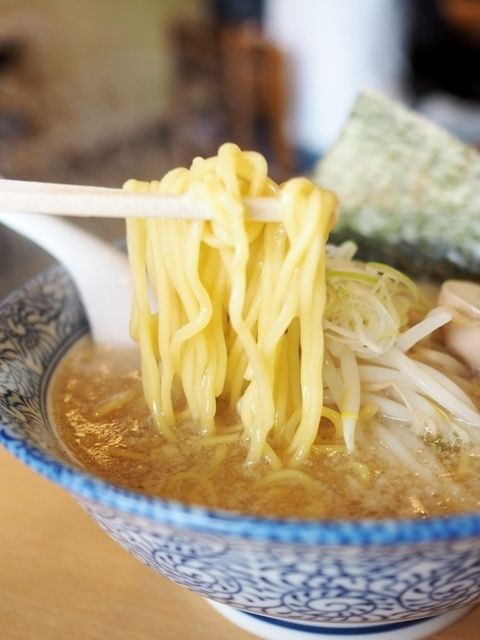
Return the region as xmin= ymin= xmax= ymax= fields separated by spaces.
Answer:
xmin=0 ymin=448 xmax=478 ymax=640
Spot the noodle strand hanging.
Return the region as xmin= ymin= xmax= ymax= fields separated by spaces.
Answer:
xmin=125 ymin=143 xmax=337 ymax=466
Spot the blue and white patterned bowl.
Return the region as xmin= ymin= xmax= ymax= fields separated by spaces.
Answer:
xmin=1 ymin=266 xmax=480 ymax=640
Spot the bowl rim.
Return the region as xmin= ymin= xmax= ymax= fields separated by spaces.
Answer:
xmin=1 ymin=267 xmax=480 ymax=547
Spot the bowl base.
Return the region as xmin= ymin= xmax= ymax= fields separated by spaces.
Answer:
xmin=208 ymin=601 xmax=472 ymax=640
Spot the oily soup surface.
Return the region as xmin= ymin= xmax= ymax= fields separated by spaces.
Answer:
xmin=51 ymin=339 xmax=480 ymax=519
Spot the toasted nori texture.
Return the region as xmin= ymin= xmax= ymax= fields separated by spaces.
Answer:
xmin=330 ymin=228 xmax=480 ymax=283
xmin=315 ymin=90 xmax=480 ymax=280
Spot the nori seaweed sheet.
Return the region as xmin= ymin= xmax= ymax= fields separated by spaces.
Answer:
xmin=330 ymin=228 xmax=480 ymax=283
xmin=316 ymin=90 xmax=480 ymax=280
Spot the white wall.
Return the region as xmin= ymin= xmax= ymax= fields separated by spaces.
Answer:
xmin=265 ymin=0 xmax=406 ymax=154
xmin=0 ymin=0 xmax=206 ymax=160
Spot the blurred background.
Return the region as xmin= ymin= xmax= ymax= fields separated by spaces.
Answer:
xmin=0 ymin=0 xmax=479 ymax=187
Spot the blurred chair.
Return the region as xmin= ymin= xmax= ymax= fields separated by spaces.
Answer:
xmin=0 ymin=13 xmax=48 ymax=142
xmin=440 ymin=0 xmax=480 ymax=39
xmin=168 ymin=20 xmax=292 ymax=178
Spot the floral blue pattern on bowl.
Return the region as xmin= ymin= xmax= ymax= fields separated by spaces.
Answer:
xmin=1 ymin=266 xmax=479 ymax=639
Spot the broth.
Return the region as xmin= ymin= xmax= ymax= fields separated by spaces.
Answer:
xmin=50 ymin=338 xmax=480 ymax=520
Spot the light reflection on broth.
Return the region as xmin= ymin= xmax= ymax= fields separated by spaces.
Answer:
xmin=50 ymin=338 xmax=480 ymax=520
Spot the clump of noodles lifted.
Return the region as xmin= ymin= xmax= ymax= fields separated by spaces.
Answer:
xmin=125 ymin=143 xmax=480 ymax=473
xmin=125 ymin=143 xmax=336 ymax=467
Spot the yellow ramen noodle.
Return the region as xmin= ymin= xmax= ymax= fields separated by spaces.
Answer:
xmin=124 ymin=143 xmax=337 ymax=466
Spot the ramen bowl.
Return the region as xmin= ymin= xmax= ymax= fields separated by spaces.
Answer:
xmin=1 ymin=266 xmax=480 ymax=640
